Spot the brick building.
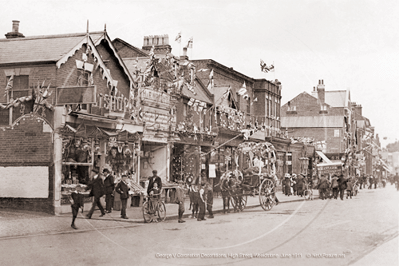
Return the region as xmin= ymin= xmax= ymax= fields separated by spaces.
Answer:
xmin=0 ymin=21 xmax=142 ymax=214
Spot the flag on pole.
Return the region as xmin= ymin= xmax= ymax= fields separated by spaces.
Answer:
xmin=260 ymin=59 xmax=274 ymax=73
xmin=4 ymin=75 xmax=14 ymax=97
xmin=187 ymin=37 xmax=193 ymax=48
xmin=175 ymin=32 xmax=181 ymax=43
xmin=238 ymin=81 xmax=247 ymax=96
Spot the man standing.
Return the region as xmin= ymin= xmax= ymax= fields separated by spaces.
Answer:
xmin=331 ymin=175 xmax=339 ymax=199
xmin=86 ymin=169 xmax=106 ymax=219
xmin=175 ymin=185 xmax=185 ymax=223
xmin=147 ymin=170 xmax=162 ymax=195
xmin=115 ymin=174 xmax=130 ymax=219
xmin=103 ymin=169 xmax=115 ymax=213
xmin=338 ymin=175 xmax=348 ymax=200
xmin=197 ymin=182 xmax=206 ymax=221
xmin=318 ymin=175 xmax=329 ymax=200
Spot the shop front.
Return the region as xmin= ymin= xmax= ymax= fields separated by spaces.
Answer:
xmin=57 ymin=120 xmax=143 ymax=214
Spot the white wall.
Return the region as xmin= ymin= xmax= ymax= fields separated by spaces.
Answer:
xmin=0 ymin=166 xmax=49 ymax=198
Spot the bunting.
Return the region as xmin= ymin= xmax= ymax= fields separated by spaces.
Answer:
xmin=237 ymin=81 xmax=247 ymax=96
xmin=187 ymin=37 xmax=193 ymax=48
xmin=4 ymin=75 xmax=14 ymax=98
xmin=175 ymin=32 xmax=181 ymax=43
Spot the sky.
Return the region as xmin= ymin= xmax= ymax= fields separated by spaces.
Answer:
xmin=1 ymin=0 xmax=398 ymax=147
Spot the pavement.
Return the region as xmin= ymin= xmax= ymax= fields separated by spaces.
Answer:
xmin=0 ymin=190 xmax=316 ymax=239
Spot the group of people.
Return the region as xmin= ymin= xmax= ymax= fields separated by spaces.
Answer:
xmin=316 ymin=174 xmax=357 ymax=200
xmin=282 ymin=173 xmax=310 ymax=197
xmin=69 ymin=168 xmax=130 ymax=229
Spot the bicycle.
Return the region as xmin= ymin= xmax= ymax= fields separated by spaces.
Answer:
xmin=142 ymin=192 xmax=166 ymax=223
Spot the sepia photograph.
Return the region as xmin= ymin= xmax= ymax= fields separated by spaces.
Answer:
xmin=0 ymin=0 xmax=398 ymax=265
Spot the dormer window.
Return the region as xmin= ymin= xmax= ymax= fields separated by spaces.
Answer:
xmin=319 ymin=104 xmax=328 ymax=114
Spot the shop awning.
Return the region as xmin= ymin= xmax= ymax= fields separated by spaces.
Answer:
xmin=249 ymin=131 xmax=265 ymax=141
xmin=316 ymin=150 xmax=332 ymax=164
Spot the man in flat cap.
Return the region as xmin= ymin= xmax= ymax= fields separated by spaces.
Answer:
xmin=86 ymin=168 xmax=106 ymax=219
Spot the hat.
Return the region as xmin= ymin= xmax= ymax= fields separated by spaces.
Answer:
xmin=152 ymin=170 xmax=157 ymax=174
xmin=102 ymin=168 xmax=110 ymax=173
xmin=299 ymin=173 xmax=306 ymax=177
xmin=91 ymin=168 xmax=99 ymax=174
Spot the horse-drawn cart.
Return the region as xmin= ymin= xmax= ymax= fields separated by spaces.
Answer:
xmin=219 ymin=141 xmax=279 ymax=212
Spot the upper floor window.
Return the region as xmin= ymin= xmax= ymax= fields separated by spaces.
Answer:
xmin=287 ymin=106 xmax=296 ymax=111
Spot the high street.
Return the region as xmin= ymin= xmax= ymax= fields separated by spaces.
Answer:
xmin=0 ymin=185 xmax=397 ymax=266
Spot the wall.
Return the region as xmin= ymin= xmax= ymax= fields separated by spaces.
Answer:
xmin=0 ymin=114 xmax=53 ymax=213
xmin=290 ymin=127 xmax=344 ymax=154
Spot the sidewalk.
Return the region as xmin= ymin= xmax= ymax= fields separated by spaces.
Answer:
xmin=0 ymin=191 xmax=317 ymax=239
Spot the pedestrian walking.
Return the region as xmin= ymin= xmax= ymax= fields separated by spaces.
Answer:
xmin=283 ymin=173 xmax=292 ymax=196
xmin=338 ymin=175 xmax=348 ymax=200
xmin=86 ymin=169 xmax=106 ymax=219
xmin=291 ymin=174 xmax=297 ymax=196
xmin=394 ymin=173 xmax=399 ymax=191
xmin=206 ymin=182 xmax=214 ymax=218
xmin=346 ymin=177 xmax=354 ymax=199
xmin=175 ymin=186 xmax=185 ymax=223
xmin=368 ymin=175 xmax=374 ymax=189
xmin=317 ymin=175 xmax=329 ymax=200
xmin=197 ymin=182 xmax=206 ymax=221
xmin=296 ymin=174 xmax=305 ymax=197
xmin=115 ymin=174 xmax=130 ymax=219
xmin=103 ymin=168 xmax=115 ymax=213
xmin=69 ymin=190 xmax=84 ymax=229
xmin=331 ymin=175 xmax=339 ymax=199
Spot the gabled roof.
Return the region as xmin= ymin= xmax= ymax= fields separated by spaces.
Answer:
xmin=112 ymin=38 xmax=149 ymax=57
xmin=0 ymin=32 xmax=103 ymax=65
xmin=282 ymin=91 xmax=317 ymax=107
xmin=324 ymin=90 xmax=348 ymax=107
xmin=281 ymin=116 xmax=343 ymax=128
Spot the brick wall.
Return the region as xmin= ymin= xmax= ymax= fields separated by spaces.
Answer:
xmin=0 ymin=115 xmax=54 ymax=213
xmin=290 ymin=127 xmax=344 ymax=154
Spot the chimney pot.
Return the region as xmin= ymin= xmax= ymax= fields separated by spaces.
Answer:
xmin=12 ymin=20 xmax=20 ymax=32
xmin=5 ymin=20 xmax=24 ymax=39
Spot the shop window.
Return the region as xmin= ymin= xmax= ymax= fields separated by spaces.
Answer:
xmin=62 ymin=138 xmax=93 ymax=185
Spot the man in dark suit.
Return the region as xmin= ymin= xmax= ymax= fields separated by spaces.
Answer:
xmin=338 ymin=174 xmax=348 ymax=200
xmin=86 ymin=168 xmax=106 ymax=219
xmin=103 ymin=168 xmax=115 ymax=213
xmin=115 ymin=174 xmax=130 ymax=219
xmin=147 ymin=170 xmax=162 ymax=195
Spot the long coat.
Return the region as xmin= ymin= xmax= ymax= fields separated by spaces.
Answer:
xmin=104 ymin=174 xmax=115 ymax=194
xmin=115 ymin=181 xmax=130 ymax=200
xmin=87 ymin=177 xmax=104 ymax=198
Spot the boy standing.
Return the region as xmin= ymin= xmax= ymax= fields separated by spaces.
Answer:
xmin=115 ymin=174 xmax=130 ymax=219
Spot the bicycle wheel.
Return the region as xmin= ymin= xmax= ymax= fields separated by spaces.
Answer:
xmin=157 ymin=201 xmax=166 ymax=221
xmin=142 ymin=201 xmax=152 ymax=223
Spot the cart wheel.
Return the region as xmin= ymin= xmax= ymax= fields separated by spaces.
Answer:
xmin=259 ymin=179 xmax=275 ymax=211
xmin=157 ymin=201 xmax=166 ymax=222
xmin=142 ymin=201 xmax=152 ymax=223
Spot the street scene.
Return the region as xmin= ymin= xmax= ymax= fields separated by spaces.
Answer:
xmin=0 ymin=1 xmax=398 ymax=266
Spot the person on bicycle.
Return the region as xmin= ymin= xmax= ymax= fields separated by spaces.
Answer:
xmin=148 ymin=182 xmax=161 ymax=221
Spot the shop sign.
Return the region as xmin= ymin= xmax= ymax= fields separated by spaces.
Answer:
xmin=318 ymin=164 xmax=342 ymax=174
xmin=56 ymin=86 xmax=96 ymax=105
xmin=139 ymin=88 xmax=170 ymax=105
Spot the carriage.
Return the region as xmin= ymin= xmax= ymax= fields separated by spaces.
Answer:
xmin=220 ymin=141 xmax=278 ymax=212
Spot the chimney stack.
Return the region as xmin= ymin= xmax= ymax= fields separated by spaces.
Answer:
xmin=317 ymin=79 xmax=325 ymax=104
xmin=142 ymin=34 xmax=172 ymax=55
xmin=180 ymin=47 xmax=188 ymax=60
xmin=5 ymin=20 xmax=25 ymax=39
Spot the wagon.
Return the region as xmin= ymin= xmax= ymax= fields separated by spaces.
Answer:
xmin=223 ymin=141 xmax=279 ymax=211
